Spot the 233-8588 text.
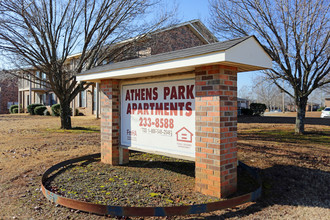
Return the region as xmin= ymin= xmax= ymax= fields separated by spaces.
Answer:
xmin=139 ymin=117 xmax=174 ymax=129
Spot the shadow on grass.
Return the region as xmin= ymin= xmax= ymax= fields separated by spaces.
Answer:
xmin=0 ymin=114 xmax=29 ymax=120
xmin=123 ymin=153 xmax=330 ymax=219
xmin=238 ymin=143 xmax=329 ymax=165
xmin=188 ymin=164 xmax=330 ymax=219
xmin=238 ymin=130 xmax=330 ymax=145
xmin=124 ymin=152 xmax=195 ymax=177
xmin=46 ymin=126 xmax=100 ymax=133
xmin=71 ymin=126 xmax=100 ymax=132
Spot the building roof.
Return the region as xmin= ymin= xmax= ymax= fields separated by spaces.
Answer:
xmin=152 ymin=19 xmax=218 ymax=44
xmin=77 ymin=36 xmax=273 ymax=82
xmin=0 ymin=71 xmax=17 ymax=82
xmin=67 ymin=19 xmax=217 ymax=60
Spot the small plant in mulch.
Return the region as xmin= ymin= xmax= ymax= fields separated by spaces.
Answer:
xmin=45 ymin=152 xmax=259 ymax=207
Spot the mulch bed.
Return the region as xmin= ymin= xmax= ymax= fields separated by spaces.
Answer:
xmin=45 ymin=152 xmax=258 ymax=208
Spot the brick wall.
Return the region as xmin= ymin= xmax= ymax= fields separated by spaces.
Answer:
xmin=0 ymin=77 xmax=18 ymax=114
xmin=112 ymin=25 xmax=207 ymax=62
xmin=100 ymin=79 xmax=129 ymax=165
xmin=98 ymin=67 xmax=238 ymax=198
xmin=151 ymin=26 xmax=205 ymax=55
xmin=75 ymin=25 xmax=209 ymax=116
xmin=194 ymin=65 xmax=238 ymax=198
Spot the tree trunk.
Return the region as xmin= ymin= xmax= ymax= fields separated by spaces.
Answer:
xmin=60 ymin=100 xmax=72 ymax=129
xmin=295 ymin=97 xmax=308 ymax=134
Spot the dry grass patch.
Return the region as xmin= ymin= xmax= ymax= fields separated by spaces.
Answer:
xmin=0 ymin=114 xmax=329 ymax=219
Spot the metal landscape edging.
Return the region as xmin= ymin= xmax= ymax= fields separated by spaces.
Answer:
xmin=41 ymin=153 xmax=262 ymax=217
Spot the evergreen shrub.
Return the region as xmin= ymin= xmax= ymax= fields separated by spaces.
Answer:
xmin=34 ymin=106 xmax=47 ymax=115
xmin=27 ymin=104 xmax=43 ymax=115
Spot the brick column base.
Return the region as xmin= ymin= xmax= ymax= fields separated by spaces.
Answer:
xmin=100 ymin=79 xmax=129 ymax=165
xmin=195 ymin=65 xmax=238 ymax=198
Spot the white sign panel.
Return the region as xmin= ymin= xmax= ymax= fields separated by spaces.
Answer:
xmin=121 ymin=79 xmax=195 ymax=158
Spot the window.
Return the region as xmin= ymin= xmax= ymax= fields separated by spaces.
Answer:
xmin=79 ymin=90 xmax=86 ymax=107
xmin=137 ymin=47 xmax=151 ymax=58
xmin=49 ymin=93 xmax=57 ymax=105
xmin=7 ymin=102 xmax=18 ymax=110
xmin=42 ymin=73 xmax=47 ymax=87
xmin=25 ymin=74 xmax=30 ymax=88
xmin=36 ymin=71 xmax=40 ymax=88
xmin=42 ymin=94 xmax=47 ymax=105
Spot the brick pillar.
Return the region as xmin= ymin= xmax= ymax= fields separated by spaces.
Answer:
xmin=195 ymin=65 xmax=238 ymax=198
xmin=100 ymin=79 xmax=129 ymax=165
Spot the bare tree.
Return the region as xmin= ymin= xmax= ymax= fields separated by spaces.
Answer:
xmin=0 ymin=0 xmax=174 ymax=129
xmin=209 ymin=0 xmax=330 ymax=134
xmin=309 ymin=88 xmax=329 ymax=108
xmin=238 ymin=85 xmax=254 ymax=101
xmin=253 ymin=76 xmax=282 ymax=111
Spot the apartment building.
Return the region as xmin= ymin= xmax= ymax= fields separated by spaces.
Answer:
xmin=18 ymin=20 xmax=218 ymax=116
xmin=0 ymin=74 xmax=18 ymax=114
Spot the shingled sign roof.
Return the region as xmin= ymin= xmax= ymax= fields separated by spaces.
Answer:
xmin=77 ymin=36 xmax=272 ymax=82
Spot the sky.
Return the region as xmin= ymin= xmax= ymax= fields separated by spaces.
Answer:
xmin=172 ymin=0 xmax=262 ymax=93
